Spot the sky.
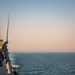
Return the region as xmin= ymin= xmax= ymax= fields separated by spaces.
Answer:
xmin=0 ymin=0 xmax=75 ymax=52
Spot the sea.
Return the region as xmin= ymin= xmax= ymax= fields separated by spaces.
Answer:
xmin=9 ymin=52 xmax=75 ymax=75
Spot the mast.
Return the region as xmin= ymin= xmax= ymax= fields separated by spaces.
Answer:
xmin=4 ymin=13 xmax=13 ymax=75
xmin=6 ymin=13 xmax=13 ymax=75
xmin=6 ymin=13 xmax=10 ymax=44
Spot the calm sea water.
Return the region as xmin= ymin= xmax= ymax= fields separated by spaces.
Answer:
xmin=10 ymin=52 xmax=75 ymax=75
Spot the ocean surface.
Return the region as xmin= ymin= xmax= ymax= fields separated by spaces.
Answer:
xmin=10 ymin=52 xmax=75 ymax=75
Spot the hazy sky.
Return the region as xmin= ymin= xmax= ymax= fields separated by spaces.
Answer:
xmin=0 ymin=0 xmax=75 ymax=52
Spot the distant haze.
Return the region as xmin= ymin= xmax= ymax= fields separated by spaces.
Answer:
xmin=0 ymin=25 xmax=2 ymax=39
xmin=0 ymin=0 xmax=75 ymax=52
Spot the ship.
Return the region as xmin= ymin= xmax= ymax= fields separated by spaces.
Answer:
xmin=0 ymin=14 xmax=18 ymax=75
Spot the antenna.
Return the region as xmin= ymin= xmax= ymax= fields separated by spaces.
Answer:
xmin=6 ymin=13 xmax=10 ymax=44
